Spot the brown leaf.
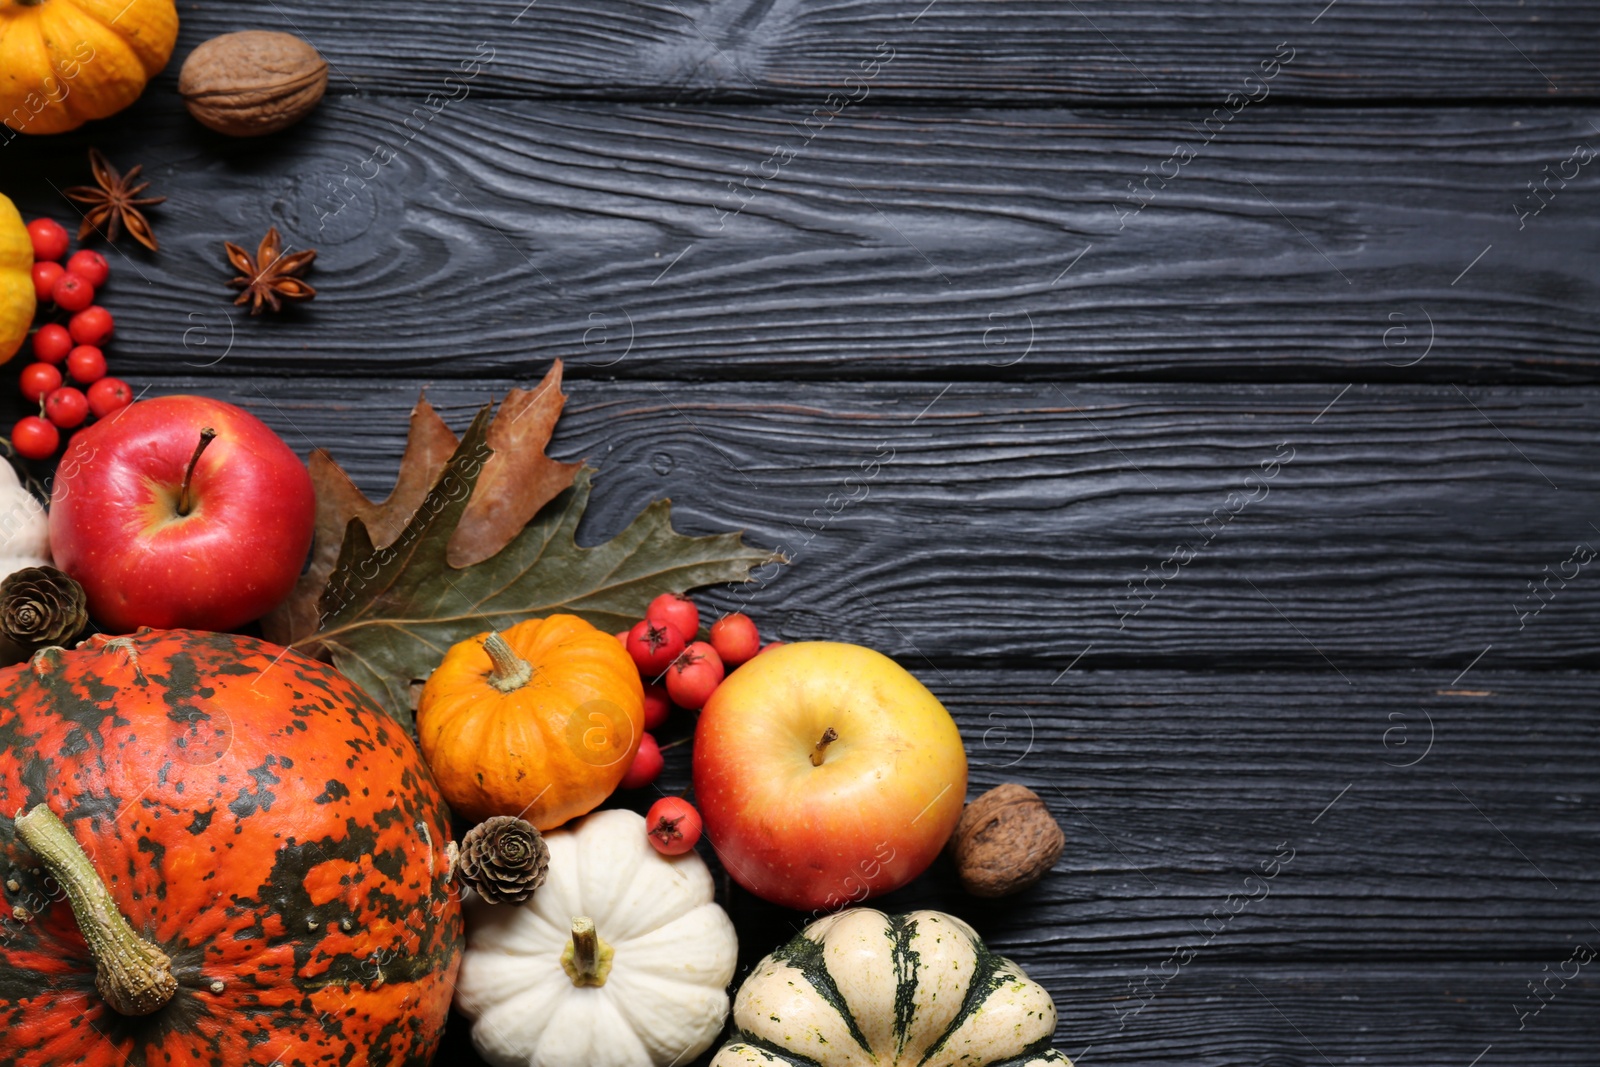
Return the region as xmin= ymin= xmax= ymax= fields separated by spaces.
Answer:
xmin=309 ymin=413 xmax=771 ymax=727
xmin=447 ymin=361 xmax=581 ymax=568
xmin=261 ymin=395 xmax=458 ymax=647
xmin=262 ymin=367 xmax=581 ymax=647
xmin=336 ymin=394 xmax=460 ymax=550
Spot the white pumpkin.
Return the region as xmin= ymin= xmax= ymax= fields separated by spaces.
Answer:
xmin=711 ymin=908 xmax=1072 ymax=1067
xmin=0 ymin=461 xmax=49 ymax=565
xmin=455 ymin=808 xmax=739 ymax=1067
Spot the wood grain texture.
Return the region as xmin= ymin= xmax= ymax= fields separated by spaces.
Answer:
xmin=84 ymin=376 xmax=1600 ymax=671
xmin=147 ymin=1 xmax=1600 ymax=103
xmin=648 ymin=669 xmax=1600 ymax=966
xmin=430 ymin=667 xmax=1600 ymax=1066
xmin=5 ymin=102 xmax=1600 ymax=383
xmin=4 ymin=0 xmax=1596 ymax=1061
xmin=438 ymin=963 xmax=1598 ymax=1067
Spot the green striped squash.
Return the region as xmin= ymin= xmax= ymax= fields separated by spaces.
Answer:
xmin=710 ymin=908 xmax=1072 ymax=1067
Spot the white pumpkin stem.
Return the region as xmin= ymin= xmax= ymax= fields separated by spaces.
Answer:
xmin=13 ymin=804 xmax=178 ymax=1016
xmin=483 ymin=632 xmax=533 ymax=692
xmin=810 ymin=727 xmax=839 ymax=766
xmin=561 ymin=916 xmax=614 ymax=987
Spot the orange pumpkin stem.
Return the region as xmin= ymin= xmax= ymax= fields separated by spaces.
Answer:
xmin=482 ymin=631 xmax=533 ymax=692
xmin=176 ymin=427 xmax=217 ymax=517
xmin=12 ymin=804 xmax=178 ymax=1016
xmin=810 ymin=726 xmax=838 ymax=767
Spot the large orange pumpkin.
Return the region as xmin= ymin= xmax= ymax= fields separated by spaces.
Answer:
xmin=0 ymin=0 xmax=179 ymax=136
xmin=0 ymin=629 xmax=462 ymax=1067
xmin=417 ymin=614 xmax=645 ymax=829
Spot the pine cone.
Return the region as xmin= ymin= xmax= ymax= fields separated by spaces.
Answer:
xmin=0 ymin=567 xmax=88 ymax=651
xmin=458 ymin=816 xmax=549 ymax=905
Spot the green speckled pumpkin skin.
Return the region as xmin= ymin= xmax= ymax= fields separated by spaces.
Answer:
xmin=711 ymin=908 xmax=1072 ymax=1067
xmin=0 ymin=629 xmax=462 ymax=1067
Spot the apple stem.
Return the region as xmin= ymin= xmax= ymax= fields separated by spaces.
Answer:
xmin=810 ymin=727 xmax=839 ymax=767
xmin=483 ymin=632 xmax=533 ymax=692
xmin=176 ymin=428 xmax=218 ymax=517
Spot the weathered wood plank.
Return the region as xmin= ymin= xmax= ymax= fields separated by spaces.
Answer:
xmin=438 ymin=962 xmax=1599 ymax=1067
xmin=146 ymin=1 xmax=1600 ymax=102
xmin=79 ymin=376 xmax=1600 ymax=670
xmin=629 ymin=670 xmax=1600 ymax=967
xmin=5 ymin=103 xmax=1599 ymax=383
xmin=432 ymin=666 xmax=1600 ymax=1064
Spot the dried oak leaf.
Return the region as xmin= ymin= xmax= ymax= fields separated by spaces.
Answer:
xmin=262 ymin=394 xmax=457 ymax=647
xmin=452 ymin=372 xmax=582 ymax=568
xmin=300 ymin=406 xmax=772 ymax=727
xmin=261 ymin=363 xmax=580 ymax=647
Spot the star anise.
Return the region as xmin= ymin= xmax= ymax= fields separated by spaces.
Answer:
xmin=224 ymin=227 xmax=317 ymax=315
xmin=63 ymin=148 xmax=165 ymax=251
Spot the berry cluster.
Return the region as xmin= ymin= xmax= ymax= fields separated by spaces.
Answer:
xmin=16 ymin=218 xmax=134 ymax=459
xmin=607 ymin=592 xmax=775 ymax=857
xmin=612 ymin=592 xmax=778 ymax=808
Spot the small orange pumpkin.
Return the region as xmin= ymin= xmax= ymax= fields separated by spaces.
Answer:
xmin=0 ymin=192 xmax=34 ymax=363
xmin=418 ymin=614 xmax=645 ymax=828
xmin=1 ymin=0 xmax=179 ymax=136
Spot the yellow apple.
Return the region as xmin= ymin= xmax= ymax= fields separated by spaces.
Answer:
xmin=692 ymin=641 xmax=968 ymax=911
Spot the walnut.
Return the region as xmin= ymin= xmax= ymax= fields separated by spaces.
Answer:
xmin=950 ymin=783 xmax=1064 ymax=897
xmin=178 ymin=31 xmax=328 ymax=138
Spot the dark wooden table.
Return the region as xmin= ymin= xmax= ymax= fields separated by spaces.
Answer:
xmin=6 ymin=2 xmax=1599 ymax=1064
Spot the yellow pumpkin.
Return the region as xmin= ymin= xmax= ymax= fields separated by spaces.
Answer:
xmin=0 ymin=193 xmax=35 ymax=364
xmin=418 ymin=614 xmax=645 ymax=829
xmin=1 ymin=0 xmax=178 ymax=136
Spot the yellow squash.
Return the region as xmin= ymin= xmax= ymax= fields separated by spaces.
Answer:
xmin=1 ymin=0 xmax=178 ymax=135
xmin=417 ymin=614 xmax=645 ymax=828
xmin=0 ymin=192 xmax=35 ymax=363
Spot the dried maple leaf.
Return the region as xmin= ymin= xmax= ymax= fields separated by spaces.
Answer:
xmin=261 ymin=364 xmax=581 ymax=647
xmin=304 ymin=409 xmax=772 ymax=726
xmin=225 ymin=227 xmax=316 ymax=314
xmin=64 ymin=148 xmax=166 ymax=251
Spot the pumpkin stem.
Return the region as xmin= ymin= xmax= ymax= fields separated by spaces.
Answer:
xmin=176 ymin=427 xmax=218 ymax=517
xmin=561 ymin=916 xmax=614 ymax=987
xmin=810 ymin=726 xmax=839 ymax=766
xmin=482 ymin=631 xmax=533 ymax=692
xmin=12 ymin=805 xmax=178 ymax=1017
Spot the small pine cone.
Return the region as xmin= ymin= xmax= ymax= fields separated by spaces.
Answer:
xmin=458 ymin=816 xmax=549 ymax=905
xmin=0 ymin=566 xmax=88 ymax=651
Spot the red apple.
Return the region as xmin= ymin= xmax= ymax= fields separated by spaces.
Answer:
xmin=49 ymin=395 xmax=315 ymax=633
xmin=692 ymin=641 xmax=968 ymax=911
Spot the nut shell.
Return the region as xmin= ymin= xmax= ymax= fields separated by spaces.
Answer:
xmin=179 ymin=31 xmax=328 ymax=137
xmin=950 ymin=783 xmax=1064 ymax=897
